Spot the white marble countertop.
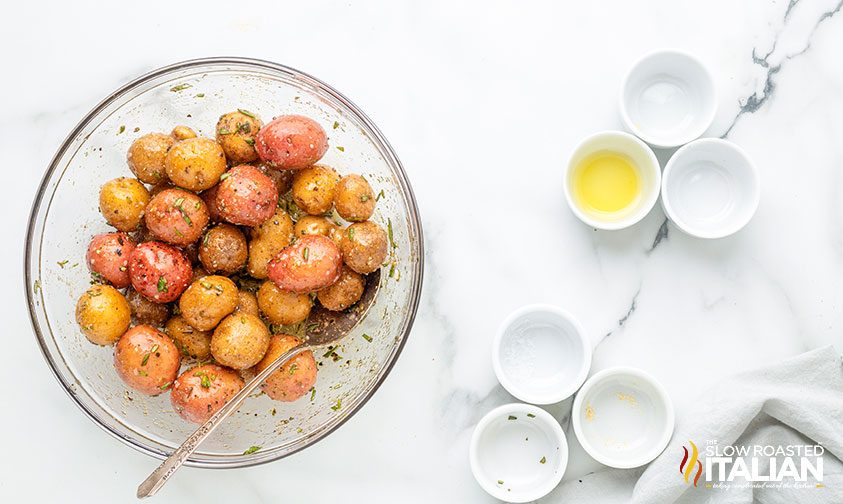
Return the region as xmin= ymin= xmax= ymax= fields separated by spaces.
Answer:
xmin=3 ymin=0 xmax=843 ymax=502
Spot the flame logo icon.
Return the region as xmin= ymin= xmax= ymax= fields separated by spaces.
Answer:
xmin=680 ymin=440 xmax=703 ymax=487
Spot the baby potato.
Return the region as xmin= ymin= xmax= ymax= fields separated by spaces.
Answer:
xmin=317 ymin=266 xmax=365 ymax=311
xmin=165 ymin=137 xmax=227 ymax=191
xmin=216 ymin=165 xmax=279 ymax=226
xmin=75 ymin=284 xmax=131 ymax=345
xmin=171 ymin=125 xmax=197 ymax=141
xmin=165 ymin=315 xmax=212 ymax=359
xmin=126 ymin=287 xmax=170 ymax=327
xmin=341 ymin=221 xmax=388 ymax=274
xmin=150 ymin=180 xmax=176 ymax=197
xmin=200 ymin=184 xmax=223 ymax=222
xmin=334 ymin=174 xmax=376 ymax=222
xmin=255 ymin=115 xmax=328 ymax=170
xmin=267 ymin=235 xmax=343 ymax=293
xmin=257 ymin=280 xmax=312 ymax=326
xmin=247 ymin=208 xmax=294 ymax=279
xmin=171 ymin=364 xmax=244 ymax=423
xmin=257 ymin=163 xmax=293 ymax=194
xmin=127 ymin=133 xmax=174 ymax=184
xmin=114 ymin=325 xmax=181 ymax=395
xmin=144 ymin=188 xmax=210 ymax=246
xmin=99 ymin=177 xmax=150 ymax=231
xmin=129 ymin=241 xmax=193 ymax=303
xmin=216 ymin=110 xmax=262 ymax=164
xmin=179 ymin=275 xmax=239 ymax=331
xmin=254 ymin=335 xmax=317 ymax=402
xmin=199 ymin=224 xmax=248 ymax=274
xmin=293 ymin=215 xmax=337 ymax=238
xmin=235 ymin=290 xmax=260 ymax=316
xmin=210 ymin=313 xmax=271 ymax=369
xmin=86 ymin=232 xmax=135 ymax=288
xmin=291 ymin=165 xmax=340 ymax=215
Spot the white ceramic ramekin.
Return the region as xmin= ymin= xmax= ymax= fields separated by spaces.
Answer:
xmin=661 ymin=138 xmax=760 ymax=238
xmin=620 ymin=49 xmax=716 ymax=148
xmin=572 ymin=367 xmax=674 ymax=468
xmin=470 ymin=403 xmax=569 ymax=502
xmin=493 ymin=305 xmax=591 ymax=405
xmin=564 ymin=131 xmax=661 ymax=230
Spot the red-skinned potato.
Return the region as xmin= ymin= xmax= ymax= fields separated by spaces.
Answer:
xmin=201 ymin=184 xmax=223 ymax=222
xmin=254 ymin=335 xmax=317 ymax=402
xmin=171 ymin=364 xmax=244 ymax=423
xmin=255 ymin=115 xmax=328 ymax=169
xmin=114 ymin=325 xmax=181 ymax=396
xmin=86 ymin=232 xmax=136 ymax=288
xmin=216 ymin=165 xmax=278 ymax=226
xmin=144 ymin=188 xmax=210 ymax=246
xmin=128 ymin=242 xmax=193 ymax=303
xmin=267 ymin=235 xmax=342 ymax=293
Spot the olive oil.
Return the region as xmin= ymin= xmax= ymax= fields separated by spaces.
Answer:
xmin=572 ymin=151 xmax=641 ymax=216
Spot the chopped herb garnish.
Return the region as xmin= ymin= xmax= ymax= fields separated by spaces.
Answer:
xmin=243 ymin=445 xmax=261 ymax=455
xmin=270 ymin=408 xmax=276 ymax=416
xmin=289 ymin=363 xmax=299 ymax=375
xmin=237 ymin=122 xmax=251 ymax=134
xmin=336 ymin=146 xmax=345 ymax=152
xmin=138 ymin=369 xmax=148 ymax=377
xmin=157 ymin=276 xmax=168 ymax=293
xmin=117 ymin=125 xmax=126 ymax=135
xmin=150 ymin=344 xmax=159 ymax=354
xmin=245 ymin=137 xmax=255 ymax=146
xmin=195 ymin=371 xmax=213 ymax=388
xmin=387 ymin=218 xmax=396 ymax=249
xmin=141 ymin=353 xmax=151 ymax=366
xmin=195 ymin=93 xmax=205 ymax=98
xmin=376 ymin=189 xmax=385 ymax=201
xmin=332 ymin=121 xmax=339 ymax=129
xmin=331 ymin=398 xmax=342 ymax=411
xmin=173 ymin=197 xmax=193 ymax=226
xmin=362 ymin=334 xmax=373 ymax=343
xmin=170 ymin=83 xmax=192 ymax=92
xmin=159 ymin=382 xmax=172 ymax=391
xmin=310 ymin=387 xmax=316 ymax=401
xmin=540 ymin=456 xmax=547 ymax=464
xmin=238 ymin=108 xmax=256 ymax=118
xmin=527 ymin=413 xmax=536 ymax=418
xmin=359 ymin=194 xmax=370 ymax=202
xmin=133 ymin=127 xmax=140 ymax=132
xmin=220 ymin=173 xmax=230 ymax=181
xmin=497 ymin=480 xmax=504 ymax=485
xmin=218 ymin=128 xmax=232 ymax=135
xmin=389 ymin=263 xmax=396 ymax=278
xmin=508 ymin=415 xmax=517 ymax=420
xmin=302 ymin=247 xmax=309 ymax=261
xmin=347 ymin=227 xmax=355 ymax=241
xmin=57 ymin=260 xmax=69 ymax=268
xmin=33 ymin=280 xmax=41 ymax=293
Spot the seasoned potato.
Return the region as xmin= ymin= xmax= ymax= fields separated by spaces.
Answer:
xmin=341 ymin=221 xmax=388 ymax=274
xmin=165 ymin=315 xmax=212 ymax=359
xmin=126 ymin=287 xmax=170 ymax=327
xmin=291 ymin=165 xmax=340 ymax=215
xmin=257 ymin=163 xmax=293 ymax=194
xmin=86 ymin=232 xmax=135 ymax=288
xmin=150 ymin=180 xmax=176 ymax=197
xmin=144 ymin=188 xmax=210 ymax=246
xmin=199 ymin=224 xmax=248 ymax=274
xmin=179 ymin=275 xmax=239 ymax=331
xmin=99 ymin=177 xmax=150 ymax=232
xmin=255 ymin=115 xmax=328 ymax=169
xmin=216 ymin=110 xmax=262 ymax=164
xmin=127 ymin=133 xmax=174 ymax=184
xmin=334 ymin=174 xmax=376 ymax=222
xmin=75 ymin=284 xmax=131 ymax=345
xmin=216 ymin=165 xmax=278 ymax=226
xmin=235 ymin=290 xmax=259 ymax=316
xmin=171 ymin=364 xmax=244 ymax=423
xmin=114 ymin=325 xmax=181 ymax=395
xmin=210 ymin=313 xmax=271 ymax=369
xmin=165 ymin=137 xmax=227 ymax=191
xmin=247 ymin=208 xmax=294 ymax=279
xmin=254 ymin=335 xmax=317 ymax=402
xmin=293 ymin=215 xmax=337 ymax=238
xmin=257 ymin=280 xmax=312 ymax=326
xmin=317 ymin=266 xmax=365 ymax=311
xmin=267 ymin=235 xmax=342 ymax=293
xmin=171 ymin=125 xmax=197 ymax=141
xmin=128 ymin=242 xmax=193 ymax=303
xmin=200 ymin=184 xmax=223 ymax=222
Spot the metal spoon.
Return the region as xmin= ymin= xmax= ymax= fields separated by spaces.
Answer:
xmin=136 ymin=270 xmax=380 ymax=499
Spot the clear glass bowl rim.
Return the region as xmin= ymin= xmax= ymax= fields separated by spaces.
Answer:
xmin=24 ymin=56 xmax=424 ymax=468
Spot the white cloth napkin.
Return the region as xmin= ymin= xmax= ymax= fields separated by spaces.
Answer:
xmin=545 ymin=346 xmax=843 ymax=503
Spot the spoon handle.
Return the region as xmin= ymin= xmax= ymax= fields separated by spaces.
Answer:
xmin=136 ymin=344 xmax=309 ymax=499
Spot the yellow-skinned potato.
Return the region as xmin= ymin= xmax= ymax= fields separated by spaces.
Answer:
xmin=257 ymin=280 xmax=312 ymax=326
xmin=235 ymin=290 xmax=260 ymax=316
xmin=127 ymin=133 xmax=174 ymax=184
xmin=216 ymin=110 xmax=262 ymax=164
xmin=179 ymin=275 xmax=239 ymax=331
xmin=76 ymin=284 xmax=131 ymax=345
xmin=293 ymin=215 xmax=337 ymax=238
xmin=334 ymin=174 xmax=375 ymax=222
xmin=99 ymin=177 xmax=150 ymax=231
xmin=171 ymin=125 xmax=197 ymax=141
xmin=317 ymin=266 xmax=365 ymax=311
xmin=210 ymin=313 xmax=270 ymax=369
xmin=247 ymin=208 xmax=294 ymax=279
xmin=165 ymin=315 xmax=212 ymax=360
xmin=292 ymin=165 xmax=340 ymax=215
xmin=165 ymin=137 xmax=227 ymax=191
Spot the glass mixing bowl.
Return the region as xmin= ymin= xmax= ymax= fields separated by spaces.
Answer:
xmin=25 ymin=57 xmax=423 ymax=468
